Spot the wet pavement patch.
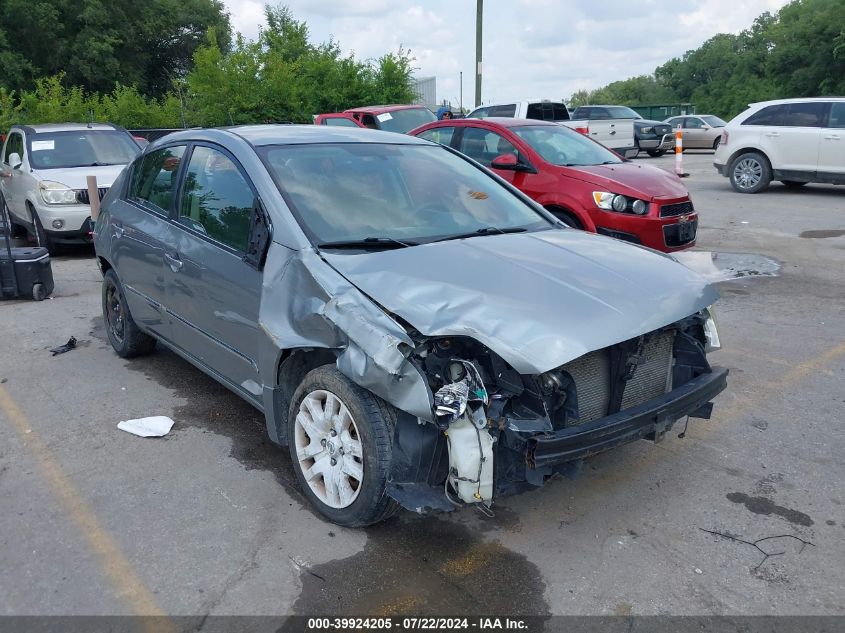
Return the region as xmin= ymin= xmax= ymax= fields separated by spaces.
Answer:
xmin=287 ymin=515 xmax=550 ymax=617
xmin=800 ymin=230 xmax=845 ymax=239
xmin=726 ymin=492 xmax=813 ymax=527
xmin=673 ymin=251 xmax=780 ymax=282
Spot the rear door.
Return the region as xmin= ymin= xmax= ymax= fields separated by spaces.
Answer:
xmin=819 ymin=102 xmax=845 ymax=178
xmin=682 ymin=117 xmax=709 ymax=148
xmin=162 ymin=143 xmax=264 ymax=400
xmin=114 ymin=144 xmax=187 ymax=339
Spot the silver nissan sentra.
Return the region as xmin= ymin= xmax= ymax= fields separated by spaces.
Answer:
xmin=93 ymin=125 xmax=727 ymax=526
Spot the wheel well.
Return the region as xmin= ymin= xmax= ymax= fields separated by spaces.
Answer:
xmin=544 ymin=204 xmax=584 ymax=229
xmin=273 ymin=348 xmax=338 ymax=444
xmin=97 ymin=256 xmax=112 ymax=275
xmin=727 ymin=147 xmax=771 ymax=171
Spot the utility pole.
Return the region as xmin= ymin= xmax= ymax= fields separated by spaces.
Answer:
xmin=475 ymin=0 xmax=483 ymax=107
xmin=459 ymin=71 xmax=463 ymax=113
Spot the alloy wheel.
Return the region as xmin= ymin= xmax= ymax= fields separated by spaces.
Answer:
xmin=734 ymin=158 xmax=763 ymax=190
xmin=294 ymin=390 xmax=364 ymax=509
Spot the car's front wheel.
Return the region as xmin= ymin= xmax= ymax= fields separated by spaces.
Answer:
xmin=289 ymin=366 xmax=399 ymax=527
xmin=102 ymin=269 xmax=157 ymax=358
xmin=729 ymin=152 xmax=772 ymax=193
xmin=646 ymin=149 xmax=666 ymax=157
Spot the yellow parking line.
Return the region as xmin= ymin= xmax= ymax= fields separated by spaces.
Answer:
xmin=0 ymin=384 xmax=172 ymax=626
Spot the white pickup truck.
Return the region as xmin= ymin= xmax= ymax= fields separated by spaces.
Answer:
xmin=466 ymin=99 xmax=637 ymax=157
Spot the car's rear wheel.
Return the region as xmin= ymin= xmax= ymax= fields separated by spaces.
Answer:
xmin=782 ymin=180 xmax=808 ymax=189
xmin=102 ymin=269 xmax=157 ymax=358
xmin=646 ymin=149 xmax=666 ymax=157
xmin=289 ymin=366 xmax=399 ymax=527
xmin=729 ymin=152 xmax=772 ymax=193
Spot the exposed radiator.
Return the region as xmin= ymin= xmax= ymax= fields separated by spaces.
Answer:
xmin=563 ymin=330 xmax=675 ymax=425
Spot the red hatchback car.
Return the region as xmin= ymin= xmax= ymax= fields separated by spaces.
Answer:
xmin=315 ymin=104 xmax=436 ymax=134
xmin=409 ymin=118 xmax=697 ymax=252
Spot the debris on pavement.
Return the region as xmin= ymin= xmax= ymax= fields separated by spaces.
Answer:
xmin=117 ymin=416 xmax=175 ymax=437
xmin=49 ymin=336 xmax=77 ymax=356
xmin=699 ymin=527 xmax=815 ymax=570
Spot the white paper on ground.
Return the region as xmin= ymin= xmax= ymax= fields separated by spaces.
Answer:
xmin=118 ymin=416 xmax=174 ymax=437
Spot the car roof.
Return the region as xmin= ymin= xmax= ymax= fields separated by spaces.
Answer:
xmin=749 ymin=97 xmax=845 ymax=106
xmin=343 ymin=104 xmax=430 ymax=114
xmin=429 ymin=117 xmax=559 ymax=129
xmin=155 ymin=124 xmax=431 ymax=147
xmin=15 ymin=123 xmax=120 ymax=133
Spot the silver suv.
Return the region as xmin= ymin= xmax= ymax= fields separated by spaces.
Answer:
xmin=1 ymin=123 xmax=140 ymax=251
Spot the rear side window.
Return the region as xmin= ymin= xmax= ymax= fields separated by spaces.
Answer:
xmin=178 ymin=145 xmax=254 ymax=251
xmin=129 ymin=146 xmax=186 ymax=213
xmin=828 ymin=102 xmax=845 ymax=129
xmin=417 ymin=127 xmax=456 ymax=146
xmin=323 ymin=117 xmax=358 ymax=127
xmin=526 ymin=102 xmax=568 ymax=121
xmin=490 ymin=104 xmax=517 ymax=117
xmin=743 ymin=104 xmax=787 ymax=126
xmin=780 ymin=102 xmax=828 ymax=127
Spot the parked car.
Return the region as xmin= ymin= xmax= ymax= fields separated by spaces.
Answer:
xmin=410 ymin=117 xmax=698 ymax=252
xmin=0 ymin=123 xmax=141 ymax=252
xmin=464 ymin=100 xmax=639 ymax=155
xmin=713 ymin=97 xmax=845 ymax=193
xmin=570 ymin=106 xmax=675 ymax=157
xmin=314 ymin=104 xmax=436 ymax=134
xmin=664 ymin=115 xmax=727 ymax=150
xmin=93 ymin=125 xmax=726 ymax=527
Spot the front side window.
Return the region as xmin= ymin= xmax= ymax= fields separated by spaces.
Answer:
xmin=3 ymin=132 xmax=23 ymax=164
xmin=700 ymin=115 xmax=727 ymax=127
xmin=605 ymin=106 xmax=641 ymax=119
xmin=374 ymin=108 xmax=437 ymax=134
xmin=323 ymin=117 xmax=359 ymax=127
xmin=513 ymin=124 xmax=621 ymax=167
xmin=178 ymin=146 xmax=254 ymax=251
xmin=418 ymin=127 xmax=456 ymax=147
xmin=27 ymin=131 xmax=139 ymax=170
xmin=458 ymin=127 xmax=518 ymax=168
xmin=261 ymin=143 xmax=551 ymax=246
xmin=828 ymin=102 xmax=845 ymax=129
xmin=129 ymin=146 xmax=186 ymax=213
xmin=469 ymin=107 xmax=490 ymax=119
xmin=685 ymin=118 xmax=706 ymax=129
xmin=490 ymin=104 xmax=517 ymax=117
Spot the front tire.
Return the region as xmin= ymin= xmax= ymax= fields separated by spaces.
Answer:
xmin=729 ymin=151 xmax=772 ymax=193
xmin=289 ymin=366 xmax=399 ymax=527
xmin=646 ymin=149 xmax=666 ymax=157
xmin=102 ymin=269 xmax=157 ymax=358
xmin=547 ymin=207 xmax=583 ymax=230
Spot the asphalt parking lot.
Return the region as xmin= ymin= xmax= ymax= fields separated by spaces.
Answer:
xmin=1 ymin=151 xmax=844 ymax=618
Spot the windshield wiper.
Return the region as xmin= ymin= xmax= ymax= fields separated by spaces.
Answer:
xmin=429 ymin=226 xmax=527 ymax=244
xmin=317 ymin=236 xmax=418 ymax=250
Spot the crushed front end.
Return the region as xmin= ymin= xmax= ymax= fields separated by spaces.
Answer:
xmin=386 ymin=309 xmax=728 ymax=513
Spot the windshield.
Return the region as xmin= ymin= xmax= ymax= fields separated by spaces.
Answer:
xmin=375 ymin=108 xmax=437 ymax=134
xmin=27 ymin=130 xmax=140 ymax=169
xmin=261 ymin=143 xmax=552 ymax=245
xmin=701 ymin=115 xmax=727 ymax=127
xmin=605 ymin=106 xmax=641 ymax=119
xmin=513 ymin=125 xmax=622 ymax=166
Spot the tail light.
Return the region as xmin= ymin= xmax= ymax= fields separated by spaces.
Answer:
xmin=720 ymin=130 xmax=729 ymax=146
xmin=574 ymin=125 xmax=589 ymax=135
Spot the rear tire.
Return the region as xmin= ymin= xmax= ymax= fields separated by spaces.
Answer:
xmin=102 ymin=269 xmax=157 ymax=358
xmin=782 ymin=180 xmax=808 ymax=189
xmin=646 ymin=149 xmax=666 ymax=157
xmin=288 ymin=365 xmax=399 ymax=527
xmin=32 ymin=283 xmax=46 ymax=301
xmin=729 ymin=151 xmax=772 ymax=194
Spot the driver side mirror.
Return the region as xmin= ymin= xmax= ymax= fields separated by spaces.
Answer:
xmin=491 ymin=153 xmax=536 ymax=173
xmin=8 ymin=152 xmax=22 ymax=170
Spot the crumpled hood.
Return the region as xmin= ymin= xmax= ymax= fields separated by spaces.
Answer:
xmin=32 ymin=164 xmax=126 ymax=190
xmin=323 ymin=229 xmax=717 ymax=375
xmin=570 ymin=163 xmax=689 ymax=199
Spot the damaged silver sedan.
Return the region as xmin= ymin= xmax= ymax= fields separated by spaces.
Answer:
xmin=93 ymin=125 xmax=727 ymax=526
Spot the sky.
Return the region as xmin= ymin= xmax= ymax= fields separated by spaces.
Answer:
xmin=221 ymin=0 xmax=792 ymax=108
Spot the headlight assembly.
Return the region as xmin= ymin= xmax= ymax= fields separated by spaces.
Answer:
xmin=39 ymin=181 xmax=77 ymax=205
xmin=592 ymin=191 xmax=649 ymax=215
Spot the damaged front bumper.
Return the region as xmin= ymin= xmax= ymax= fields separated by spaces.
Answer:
xmin=525 ymin=366 xmax=728 ymax=469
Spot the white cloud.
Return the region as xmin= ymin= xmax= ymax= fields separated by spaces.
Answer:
xmin=222 ymin=0 xmax=792 ymax=108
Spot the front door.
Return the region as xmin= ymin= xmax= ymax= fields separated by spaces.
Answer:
xmin=163 ymin=143 xmax=263 ymax=401
xmin=683 ymin=117 xmax=709 ymax=148
xmin=819 ymin=102 xmax=845 ymax=178
xmin=1 ymin=131 xmax=31 ymax=223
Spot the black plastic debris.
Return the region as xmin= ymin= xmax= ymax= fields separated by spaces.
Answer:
xmin=50 ymin=336 xmax=77 ymax=356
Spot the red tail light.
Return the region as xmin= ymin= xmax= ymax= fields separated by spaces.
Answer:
xmin=574 ymin=126 xmax=589 ymax=135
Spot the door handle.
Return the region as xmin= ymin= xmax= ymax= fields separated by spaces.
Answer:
xmin=823 ymin=135 xmax=840 ymax=140
xmin=164 ymin=253 xmax=183 ymax=272
xmin=764 ymin=132 xmax=780 ymax=137
xmin=609 ymin=130 xmax=616 ymax=135
xmin=112 ymin=223 xmax=124 ymax=238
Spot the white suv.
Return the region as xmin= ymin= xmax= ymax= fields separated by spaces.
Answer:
xmin=713 ymin=98 xmax=845 ymax=193
xmin=1 ymin=123 xmax=140 ymax=251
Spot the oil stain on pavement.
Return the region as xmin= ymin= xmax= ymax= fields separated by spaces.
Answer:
xmin=726 ymin=492 xmax=814 ymax=527
xmin=288 ymin=514 xmax=550 ymax=617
